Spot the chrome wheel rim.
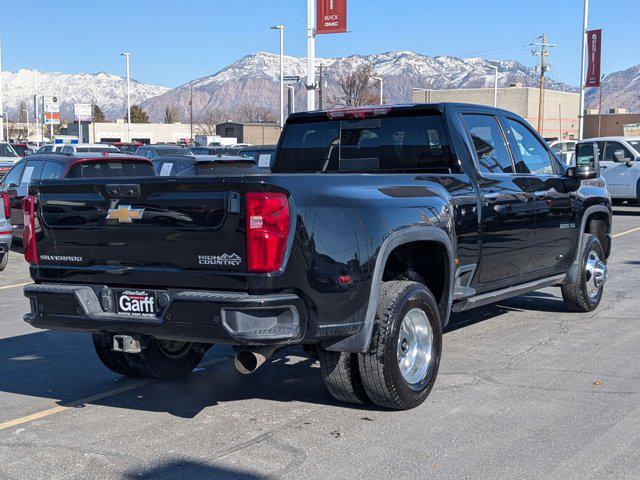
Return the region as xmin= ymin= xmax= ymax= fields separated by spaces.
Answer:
xmin=397 ymin=308 xmax=433 ymax=385
xmin=157 ymin=340 xmax=190 ymax=358
xmin=585 ymin=250 xmax=607 ymax=300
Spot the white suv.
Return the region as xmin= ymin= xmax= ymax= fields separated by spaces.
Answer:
xmin=59 ymin=143 xmax=120 ymax=154
xmin=586 ymin=136 xmax=640 ymax=204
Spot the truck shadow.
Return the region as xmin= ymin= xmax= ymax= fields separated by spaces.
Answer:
xmin=1 ymin=291 xmax=566 ymax=418
xmin=122 ymin=459 xmax=268 ymax=479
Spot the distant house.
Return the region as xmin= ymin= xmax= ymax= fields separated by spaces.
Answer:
xmin=216 ymin=122 xmax=281 ymax=145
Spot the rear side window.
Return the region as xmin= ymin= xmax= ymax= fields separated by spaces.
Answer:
xmin=41 ymin=161 xmax=65 ymax=179
xmin=66 ymin=161 xmax=155 ymax=178
xmin=20 ymin=159 xmax=45 ymax=186
xmin=274 ymin=114 xmax=455 ymax=173
xmin=2 ymin=161 xmax=25 ymax=187
xmin=462 ymin=114 xmax=514 ymax=174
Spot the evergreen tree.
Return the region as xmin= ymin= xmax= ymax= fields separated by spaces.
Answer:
xmin=92 ymin=105 xmax=106 ymax=123
xmin=129 ymin=105 xmax=149 ymax=123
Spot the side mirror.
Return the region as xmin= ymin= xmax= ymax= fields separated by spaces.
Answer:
xmin=613 ymin=149 xmax=626 ymax=163
xmin=572 ymin=142 xmax=599 ymax=180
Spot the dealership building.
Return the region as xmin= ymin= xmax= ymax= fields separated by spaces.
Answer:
xmin=62 ymin=119 xmax=282 ymax=145
xmin=412 ymin=85 xmax=580 ymax=140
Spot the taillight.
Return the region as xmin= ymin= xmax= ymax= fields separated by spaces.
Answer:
xmin=246 ymin=192 xmax=290 ymax=273
xmin=22 ymin=195 xmax=38 ymax=265
xmin=1 ymin=191 xmax=9 ymax=220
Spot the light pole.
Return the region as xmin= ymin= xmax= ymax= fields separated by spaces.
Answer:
xmin=34 ymin=69 xmax=41 ymax=146
xmin=578 ymin=0 xmax=589 ymax=140
xmin=489 ymin=65 xmax=498 ymax=107
xmin=121 ymin=52 xmax=132 ymax=142
xmin=286 ymin=85 xmax=295 ymax=115
xmin=271 ymin=25 xmax=285 ymax=128
xmin=371 ymin=76 xmax=383 ymax=105
xmin=306 ymin=0 xmax=316 ymax=110
xmin=22 ymin=108 xmax=29 ymax=142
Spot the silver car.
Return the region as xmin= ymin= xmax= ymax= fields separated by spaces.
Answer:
xmin=0 ymin=190 xmax=12 ymax=271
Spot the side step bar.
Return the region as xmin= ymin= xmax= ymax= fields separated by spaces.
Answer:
xmin=452 ymin=274 xmax=565 ymax=313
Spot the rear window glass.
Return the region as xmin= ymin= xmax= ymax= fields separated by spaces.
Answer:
xmin=273 ymin=114 xmax=455 ymax=173
xmin=67 ymin=161 xmax=155 ymax=178
xmin=157 ymin=159 xmax=197 ymax=176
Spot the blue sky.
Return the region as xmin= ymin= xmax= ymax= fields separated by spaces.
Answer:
xmin=1 ymin=0 xmax=638 ymax=88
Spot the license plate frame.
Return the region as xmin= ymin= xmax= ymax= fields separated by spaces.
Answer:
xmin=115 ymin=289 xmax=157 ymax=317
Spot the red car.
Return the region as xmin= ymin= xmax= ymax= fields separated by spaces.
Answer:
xmin=10 ymin=143 xmax=35 ymax=157
xmin=0 ymin=152 xmax=155 ymax=242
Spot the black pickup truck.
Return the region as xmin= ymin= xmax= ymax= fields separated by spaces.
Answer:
xmin=22 ymin=103 xmax=611 ymax=410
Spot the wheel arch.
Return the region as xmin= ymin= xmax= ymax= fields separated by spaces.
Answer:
xmin=566 ymin=204 xmax=612 ymax=283
xmin=324 ymin=226 xmax=454 ymax=353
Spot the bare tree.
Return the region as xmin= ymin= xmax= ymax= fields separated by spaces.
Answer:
xmin=235 ymin=105 xmax=277 ymax=123
xmin=164 ymin=105 xmax=180 ymax=123
xmin=195 ymin=108 xmax=229 ymax=136
xmin=18 ymin=101 xmax=28 ymax=123
xmin=337 ymin=64 xmax=378 ymax=107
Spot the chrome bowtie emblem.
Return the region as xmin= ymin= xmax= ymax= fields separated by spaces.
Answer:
xmin=106 ymin=205 xmax=145 ymax=223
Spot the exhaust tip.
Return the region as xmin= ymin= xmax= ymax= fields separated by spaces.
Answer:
xmin=233 ymin=347 xmax=276 ymax=375
xmin=234 ymin=351 xmax=261 ymax=374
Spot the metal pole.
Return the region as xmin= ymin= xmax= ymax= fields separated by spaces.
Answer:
xmin=34 ymin=69 xmax=40 ymax=146
xmin=537 ymin=33 xmax=547 ymax=134
xmin=598 ymin=74 xmax=604 ymax=136
xmin=0 ymin=25 xmax=4 ymax=142
xmin=286 ymin=86 xmax=295 ymax=115
xmin=306 ymin=0 xmax=316 ymax=111
xmin=23 ymin=109 xmax=29 ymax=142
xmin=271 ymin=26 xmax=285 ymax=127
xmin=121 ymin=52 xmax=132 ymax=142
xmin=491 ymin=66 xmax=498 ymax=107
xmin=317 ymin=64 xmax=323 ymax=109
xmin=578 ymin=0 xmax=589 ymax=140
xmin=190 ymin=83 xmax=193 ymax=144
xmin=280 ymin=26 xmax=284 ymax=127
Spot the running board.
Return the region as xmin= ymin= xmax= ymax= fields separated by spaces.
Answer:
xmin=452 ymin=274 xmax=566 ymax=313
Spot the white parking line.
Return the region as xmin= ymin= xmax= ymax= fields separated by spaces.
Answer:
xmin=0 ymin=282 xmax=31 ymax=290
xmin=613 ymin=226 xmax=640 ymax=238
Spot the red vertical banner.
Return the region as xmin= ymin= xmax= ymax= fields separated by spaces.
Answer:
xmin=316 ymin=0 xmax=347 ymax=35
xmin=585 ymin=29 xmax=602 ymax=87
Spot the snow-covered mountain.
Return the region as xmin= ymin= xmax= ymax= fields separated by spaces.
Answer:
xmin=140 ymin=50 xmax=575 ymax=122
xmin=585 ymin=64 xmax=640 ymax=113
xmin=1 ymin=69 xmax=169 ymax=120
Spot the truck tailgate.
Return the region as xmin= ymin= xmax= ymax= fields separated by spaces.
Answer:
xmin=31 ymin=177 xmax=249 ymax=290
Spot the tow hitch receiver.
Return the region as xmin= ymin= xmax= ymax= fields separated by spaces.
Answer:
xmin=112 ymin=335 xmax=142 ymax=353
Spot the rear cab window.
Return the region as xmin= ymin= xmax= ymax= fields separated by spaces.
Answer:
xmin=273 ymin=111 xmax=457 ymax=174
xmin=66 ymin=161 xmax=155 ymax=178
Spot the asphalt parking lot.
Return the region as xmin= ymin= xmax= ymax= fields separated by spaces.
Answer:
xmin=1 ymin=208 xmax=640 ymax=480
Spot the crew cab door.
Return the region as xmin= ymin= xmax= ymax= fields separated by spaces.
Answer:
xmin=460 ymin=112 xmax=537 ymax=289
xmin=599 ymin=141 xmax=638 ymax=198
xmin=502 ymin=116 xmax=578 ymax=273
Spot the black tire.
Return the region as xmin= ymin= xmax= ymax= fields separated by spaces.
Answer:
xmin=358 ymin=281 xmax=442 ymax=410
xmin=319 ymin=349 xmax=370 ymax=405
xmin=611 ymin=199 xmax=625 ymax=206
xmin=561 ymin=234 xmax=606 ymax=312
xmin=0 ymin=252 xmax=7 ymax=271
xmin=92 ymin=333 xmax=144 ymax=377
xmin=92 ymin=334 xmax=204 ymax=380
